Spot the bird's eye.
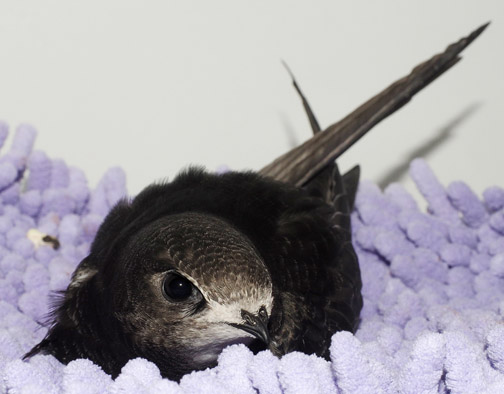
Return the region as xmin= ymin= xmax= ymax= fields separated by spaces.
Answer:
xmin=162 ymin=273 xmax=194 ymax=301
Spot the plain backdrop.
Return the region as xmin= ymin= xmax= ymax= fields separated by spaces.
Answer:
xmin=0 ymin=1 xmax=502 ymax=205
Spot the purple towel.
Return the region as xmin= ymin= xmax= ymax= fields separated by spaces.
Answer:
xmin=1 ymin=123 xmax=504 ymax=393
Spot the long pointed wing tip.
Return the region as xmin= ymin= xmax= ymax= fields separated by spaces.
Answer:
xmin=476 ymin=21 xmax=491 ymax=34
xmin=445 ymin=22 xmax=489 ymax=65
xmin=467 ymin=22 xmax=490 ymax=45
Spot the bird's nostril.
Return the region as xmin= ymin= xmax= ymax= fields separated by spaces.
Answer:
xmin=242 ymin=311 xmax=255 ymax=325
xmin=258 ymin=306 xmax=268 ymax=321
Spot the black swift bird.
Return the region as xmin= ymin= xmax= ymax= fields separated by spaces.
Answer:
xmin=25 ymin=24 xmax=488 ymax=380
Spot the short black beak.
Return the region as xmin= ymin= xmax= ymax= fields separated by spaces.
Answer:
xmin=229 ymin=308 xmax=270 ymax=344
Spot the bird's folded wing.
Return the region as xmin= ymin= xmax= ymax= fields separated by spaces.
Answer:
xmin=259 ymin=23 xmax=489 ymax=187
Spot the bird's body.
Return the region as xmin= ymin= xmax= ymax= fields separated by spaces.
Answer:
xmin=25 ymin=24 xmax=488 ymax=381
xmin=27 ymin=167 xmax=361 ymax=380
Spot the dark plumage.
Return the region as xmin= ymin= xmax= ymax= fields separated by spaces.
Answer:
xmin=25 ymin=24 xmax=487 ymax=381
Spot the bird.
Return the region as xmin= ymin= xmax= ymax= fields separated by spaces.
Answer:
xmin=25 ymin=23 xmax=488 ymax=381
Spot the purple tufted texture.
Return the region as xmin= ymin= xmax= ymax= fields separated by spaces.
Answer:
xmin=1 ymin=126 xmax=504 ymax=393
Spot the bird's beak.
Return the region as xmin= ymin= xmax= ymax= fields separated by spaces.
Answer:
xmin=229 ymin=309 xmax=270 ymax=344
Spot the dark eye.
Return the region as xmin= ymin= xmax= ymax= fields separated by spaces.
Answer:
xmin=162 ymin=273 xmax=194 ymax=301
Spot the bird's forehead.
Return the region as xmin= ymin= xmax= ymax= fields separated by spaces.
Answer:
xmin=205 ymin=297 xmax=273 ymax=325
xmin=156 ymin=212 xmax=273 ymax=303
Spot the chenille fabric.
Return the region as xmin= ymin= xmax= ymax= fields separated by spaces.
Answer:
xmin=2 ymin=124 xmax=504 ymax=393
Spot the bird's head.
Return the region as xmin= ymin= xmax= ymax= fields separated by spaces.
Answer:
xmin=27 ymin=170 xmax=285 ymax=380
xmin=106 ymin=211 xmax=274 ymax=370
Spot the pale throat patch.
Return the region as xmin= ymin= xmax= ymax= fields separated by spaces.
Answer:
xmin=189 ymin=324 xmax=255 ymax=364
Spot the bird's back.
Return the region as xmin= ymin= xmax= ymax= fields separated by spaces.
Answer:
xmin=264 ymin=162 xmax=362 ymax=358
xmin=261 ymin=71 xmax=363 ymax=358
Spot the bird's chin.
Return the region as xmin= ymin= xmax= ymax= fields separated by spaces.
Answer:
xmin=190 ymin=335 xmax=255 ymax=365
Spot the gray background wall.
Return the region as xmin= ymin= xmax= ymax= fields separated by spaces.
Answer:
xmin=0 ymin=1 xmax=502 ymax=204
